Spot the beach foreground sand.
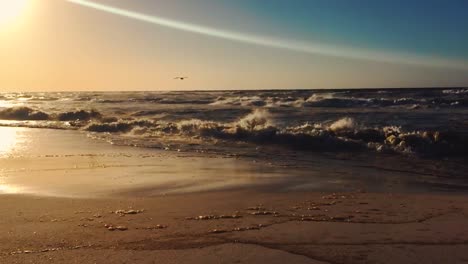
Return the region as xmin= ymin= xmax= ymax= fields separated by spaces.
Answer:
xmin=1 ymin=191 xmax=468 ymax=264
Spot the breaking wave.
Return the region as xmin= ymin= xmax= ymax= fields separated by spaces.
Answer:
xmin=57 ymin=110 xmax=102 ymax=121
xmin=0 ymin=107 xmax=50 ymax=121
xmin=209 ymin=93 xmax=464 ymax=109
xmin=0 ymin=107 xmax=103 ymax=122
xmin=1 ymin=91 xmax=467 ymax=158
xmin=78 ymin=109 xmax=468 ymax=157
xmin=443 ymin=88 xmax=468 ymax=94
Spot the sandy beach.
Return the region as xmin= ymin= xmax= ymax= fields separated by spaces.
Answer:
xmin=1 ymin=0 xmax=467 ymax=262
xmin=1 ymin=191 xmax=468 ymax=263
xmin=0 ymin=127 xmax=467 ymax=263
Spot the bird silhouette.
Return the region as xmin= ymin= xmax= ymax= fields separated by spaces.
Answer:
xmin=174 ymin=76 xmax=188 ymax=80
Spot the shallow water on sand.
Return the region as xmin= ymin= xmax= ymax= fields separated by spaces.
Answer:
xmin=0 ymin=127 xmax=467 ymax=198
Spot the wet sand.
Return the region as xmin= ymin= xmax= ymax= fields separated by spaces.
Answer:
xmin=1 ymin=127 xmax=466 ymax=198
xmin=1 ymin=127 xmax=468 ymax=263
xmin=0 ymin=127 xmax=310 ymax=197
xmin=1 ymin=191 xmax=468 ymax=263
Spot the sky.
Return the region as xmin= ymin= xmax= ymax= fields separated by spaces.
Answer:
xmin=0 ymin=0 xmax=467 ymax=91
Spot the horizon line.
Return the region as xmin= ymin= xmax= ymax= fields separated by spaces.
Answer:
xmin=2 ymin=86 xmax=467 ymax=93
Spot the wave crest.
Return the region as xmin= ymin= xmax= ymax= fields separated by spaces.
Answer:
xmin=1 ymin=106 xmax=466 ymax=157
xmin=235 ymin=109 xmax=274 ymax=131
xmin=0 ymin=107 xmax=49 ymax=120
xmin=57 ymin=110 xmax=102 ymax=121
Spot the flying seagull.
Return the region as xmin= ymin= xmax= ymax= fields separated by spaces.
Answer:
xmin=174 ymin=76 xmax=188 ymax=80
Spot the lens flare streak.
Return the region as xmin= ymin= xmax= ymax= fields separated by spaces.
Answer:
xmin=65 ymin=0 xmax=468 ymax=71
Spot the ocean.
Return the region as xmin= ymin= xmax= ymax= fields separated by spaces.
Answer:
xmin=0 ymin=88 xmax=467 ymax=195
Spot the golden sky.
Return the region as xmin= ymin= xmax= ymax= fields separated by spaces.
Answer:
xmin=1 ymin=0 xmax=467 ymax=91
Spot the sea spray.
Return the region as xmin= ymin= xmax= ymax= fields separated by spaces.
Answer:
xmin=235 ymin=108 xmax=274 ymax=131
xmin=329 ymin=117 xmax=356 ymax=132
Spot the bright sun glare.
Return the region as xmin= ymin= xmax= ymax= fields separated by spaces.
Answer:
xmin=0 ymin=127 xmax=18 ymax=156
xmin=0 ymin=0 xmax=29 ymax=26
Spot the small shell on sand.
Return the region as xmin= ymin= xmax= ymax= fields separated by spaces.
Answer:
xmin=210 ymin=229 xmax=227 ymax=234
xmin=105 ymin=224 xmax=128 ymax=231
xmin=219 ymin=214 xmax=242 ymax=219
xmin=250 ymin=211 xmax=278 ymax=216
xmin=186 ymin=214 xmax=242 ymax=220
xmin=112 ymin=209 xmax=145 ymax=216
xmin=233 ymin=224 xmax=264 ymax=232
xmin=138 ymin=225 xmax=168 ymax=230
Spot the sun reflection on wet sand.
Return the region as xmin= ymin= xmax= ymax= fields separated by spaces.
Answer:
xmin=0 ymin=183 xmax=21 ymax=194
xmin=0 ymin=127 xmax=311 ymax=197
xmin=0 ymin=126 xmax=19 ymax=156
xmin=0 ymin=127 xmax=22 ymax=193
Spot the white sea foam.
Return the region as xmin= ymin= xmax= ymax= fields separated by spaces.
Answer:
xmin=329 ymin=117 xmax=356 ymax=132
xmin=0 ymin=89 xmax=466 ymax=158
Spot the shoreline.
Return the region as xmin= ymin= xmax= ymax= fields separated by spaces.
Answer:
xmin=1 ymin=126 xmax=466 ymax=199
xmin=1 ymin=126 xmax=467 ymax=263
xmin=1 ymin=190 xmax=468 ymax=263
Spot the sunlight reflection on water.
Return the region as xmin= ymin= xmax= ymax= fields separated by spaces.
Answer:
xmin=0 ymin=126 xmax=18 ymax=156
xmin=0 ymin=184 xmax=21 ymax=194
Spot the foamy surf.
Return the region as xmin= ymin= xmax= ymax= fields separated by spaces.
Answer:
xmin=0 ymin=89 xmax=468 ymax=196
xmin=0 ymin=88 xmax=467 ymax=161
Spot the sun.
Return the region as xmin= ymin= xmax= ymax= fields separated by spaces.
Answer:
xmin=0 ymin=0 xmax=29 ymax=26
